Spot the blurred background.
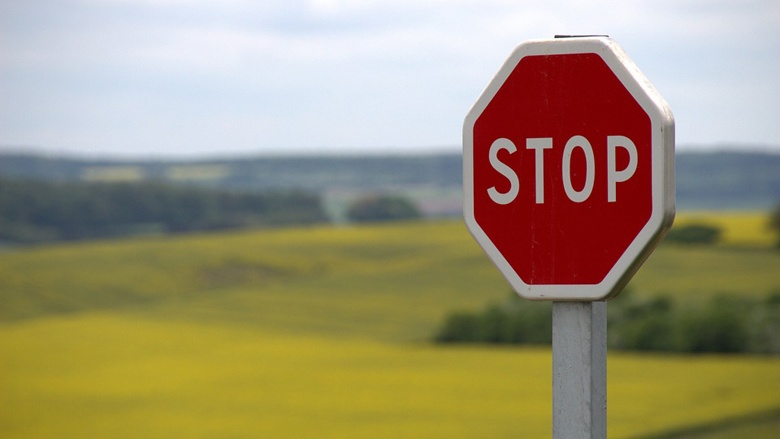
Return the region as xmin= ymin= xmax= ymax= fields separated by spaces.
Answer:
xmin=1 ymin=1 xmax=779 ymax=438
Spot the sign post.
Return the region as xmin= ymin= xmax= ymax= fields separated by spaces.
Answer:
xmin=463 ymin=36 xmax=674 ymax=438
xmin=552 ymin=302 xmax=607 ymax=439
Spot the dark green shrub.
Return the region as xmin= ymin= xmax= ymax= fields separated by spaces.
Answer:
xmin=476 ymin=306 xmax=508 ymax=343
xmin=747 ymin=292 xmax=780 ymax=354
xmin=609 ymin=296 xmax=676 ymax=351
xmin=434 ymin=312 xmax=480 ymax=343
xmin=771 ymin=206 xmax=780 ymax=248
xmin=676 ymin=296 xmax=751 ymax=353
xmin=503 ymin=300 xmax=552 ymax=344
xmin=666 ymin=223 xmax=722 ymax=245
xmin=346 ymin=195 xmax=421 ymax=223
xmin=433 ymin=294 xmax=551 ymax=345
xmin=434 ymin=290 xmax=777 ymax=355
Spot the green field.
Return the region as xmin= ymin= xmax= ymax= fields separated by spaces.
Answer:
xmin=1 ymin=214 xmax=779 ymax=438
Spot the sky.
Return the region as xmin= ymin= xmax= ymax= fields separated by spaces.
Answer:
xmin=1 ymin=0 xmax=779 ymax=159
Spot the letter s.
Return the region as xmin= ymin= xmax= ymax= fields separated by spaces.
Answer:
xmin=487 ymin=138 xmax=519 ymax=205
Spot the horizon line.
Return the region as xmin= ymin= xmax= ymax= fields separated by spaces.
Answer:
xmin=1 ymin=142 xmax=779 ymax=162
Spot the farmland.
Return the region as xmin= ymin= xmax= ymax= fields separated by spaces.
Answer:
xmin=1 ymin=213 xmax=779 ymax=438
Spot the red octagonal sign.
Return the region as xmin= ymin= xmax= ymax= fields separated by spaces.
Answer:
xmin=464 ymin=37 xmax=675 ymax=301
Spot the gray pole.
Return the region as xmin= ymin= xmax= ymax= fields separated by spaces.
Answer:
xmin=552 ymin=301 xmax=607 ymax=439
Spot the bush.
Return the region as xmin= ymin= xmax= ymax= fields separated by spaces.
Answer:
xmin=503 ymin=301 xmax=552 ymax=344
xmin=346 ymin=195 xmax=421 ymax=223
xmin=609 ymin=295 xmax=676 ymax=351
xmin=434 ymin=294 xmax=550 ymax=345
xmin=666 ymin=223 xmax=722 ymax=245
xmin=750 ymin=292 xmax=780 ymax=353
xmin=771 ymin=206 xmax=780 ymax=248
xmin=434 ymin=312 xmax=480 ymax=343
xmin=434 ymin=291 xmax=780 ymax=355
xmin=677 ymin=296 xmax=751 ymax=353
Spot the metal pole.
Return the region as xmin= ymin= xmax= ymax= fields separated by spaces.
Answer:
xmin=552 ymin=301 xmax=607 ymax=439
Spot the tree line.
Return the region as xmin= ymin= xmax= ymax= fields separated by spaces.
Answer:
xmin=0 ymin=177 xmax=327 ymax=244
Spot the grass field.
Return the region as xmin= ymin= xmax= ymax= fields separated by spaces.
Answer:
xmin=1 ymin=212 xmax=779 ymax=438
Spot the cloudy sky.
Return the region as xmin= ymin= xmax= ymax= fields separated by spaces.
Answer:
xmin=1 ymin=0 xmax=778 ymax=158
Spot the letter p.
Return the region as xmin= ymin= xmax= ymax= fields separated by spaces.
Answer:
xmin=607 ymin=136 xmax=637 ymax=203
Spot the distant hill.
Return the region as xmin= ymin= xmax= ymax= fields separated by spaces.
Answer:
xmin=1 ymin=149 xmax=778 ymax=214
xmin=674 ymin=151 xmax=780 ymax=210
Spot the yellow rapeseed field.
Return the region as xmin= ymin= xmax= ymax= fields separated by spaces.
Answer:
xmin=1 ymin=213 xmax=779 ymax=438
xmin=2 ymin=313 xmax=778 ymax=439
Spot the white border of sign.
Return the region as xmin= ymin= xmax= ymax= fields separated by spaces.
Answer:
xmin=463 ymin=37 xmax=675 ymax=301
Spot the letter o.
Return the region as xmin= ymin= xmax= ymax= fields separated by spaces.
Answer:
xmin=562 ymin=135 xmax=595 ymax=203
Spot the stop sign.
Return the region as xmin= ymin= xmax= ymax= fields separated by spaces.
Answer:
xmin=463 ymin=37 xmax=674 ymax=301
